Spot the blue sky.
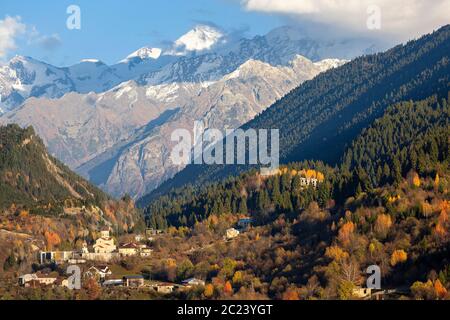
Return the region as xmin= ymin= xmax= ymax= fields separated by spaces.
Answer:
xmin=0 ymin=0 xmax=283 ymax=66
xmin=1 ymin=0 xmax=448 ymax=66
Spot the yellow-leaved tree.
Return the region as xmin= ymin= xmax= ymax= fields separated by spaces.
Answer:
xmin=204 ymin=284 xmax=214 ymax=298
xmin=412 ymin=173 xmax=421 ymax=187
xmin=390 ymin=249 xmax=407 ymax=266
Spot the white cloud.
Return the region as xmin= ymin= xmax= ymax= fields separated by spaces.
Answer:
xmin=27 ymin=26 xmax=62 ymax=51
xmin=0 ymin=16 xmax=26 ymax=58
xmin=241 ymin=0 xmax=450 ymax=39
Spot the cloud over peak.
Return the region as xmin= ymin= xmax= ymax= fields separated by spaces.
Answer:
xmin=0 ymin=16 xmax=26 ymax=58
xmin=241 ymin=0 xmax=450 ymax=40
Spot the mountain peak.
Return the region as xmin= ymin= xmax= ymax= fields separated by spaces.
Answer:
xmin=9 ymin=55 xmax=36 ymax=65
xmin=173 ymin=25 xmax=224 ymax=53
xmin=80 ymin=58 xmax=102 ymax=64
xmin=123 ymin=47 xmax=162 ymax=62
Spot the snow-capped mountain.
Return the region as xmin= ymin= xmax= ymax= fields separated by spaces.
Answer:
xmin=124 ymin=47 xmax=162 ymax=61
xmin=0 ymin=54 xmax=177 ymax=113
xmin=0 ymin=24 xmax=377 ymax=197
xmin=139 ymin=25 xmax=382 ymax=85
xmin=0 ymin=25 xmax=380 ymax=114
xmin=0 ymin=56 xmax=74 ymax=112
xmin=171 ymin=25 xmax=225 ymax=54
xmin=1 ymin=54 xmax=345 ymax=198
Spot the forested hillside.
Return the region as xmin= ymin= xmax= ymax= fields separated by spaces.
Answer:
xmin=140 ymin=25 xmax=450 ymax=207
xmin=145 ymin=94 xmax=449 ymax=228
xmin=337 ymin=94 xmax=449 ymax=200
xmin=139 ymin=93 xmax=450 ymax=300
xmin=0 ymin=124 xmax=107 ymax=210
xmin=0 ymin=124 xmax=144 ymax=271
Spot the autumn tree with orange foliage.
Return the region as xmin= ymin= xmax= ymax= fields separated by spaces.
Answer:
xmin=224 ymin=281 xmax=233 ymax=296
xmin=412 ymin=279 xmax=448 ymax=300
xmin=434 ymin=223 xmax=447 ymax=241
xmin=338 ymin=221 xmax=355 ymax=247
xmin=374 ymin=214 xmax=392 ymax=239
xmin=325 ymin=246 xmax=349 ymax=262
xmin=390 ymin=250 xmax=407 ymax=266
xmin=204 ymin=284 xmax=214 ymax=298
xmin=282 ymin=288 xmax=300 ymax=300
xmin=434 ymin=279 xmax=448 ymax=299
xmin=44 ymin=231 xmax=61 ymax=250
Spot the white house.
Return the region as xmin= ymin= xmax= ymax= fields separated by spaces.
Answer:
xmin=118 ymin=243 xmax=139 ymax=256
xmin=19 ymin=273 xmax=58 ymax=287
xmin=140 ymin=246 xmax=153 ymax=257
xmin=39 ymin=251 xmax=74 ymax=264
xmin=85 ymin=265 xmax=112 ymax=281
xmin=153 ymin=282 xmax=177 ymax=293
xmin=300 ymin=177 xmax=318 ymax=188
xmin=182 ymin=278 xmax=205 ymax=287
xmin=19 ymin=274 xmax=38 ymax=286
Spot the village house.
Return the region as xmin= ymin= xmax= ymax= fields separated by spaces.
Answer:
xmin=152 ymin=282 xmax=177 ymax=294
xmin=182 ymin=278 xmax=206 ymax=287
xmin=118 ymin=242 xmax=139 ymax=256
xmin=118 ymin=242 xmax=153 ymax=257
xmin=93 ymin=229 xmax=116 ymax=254
xmin=300 ymin=177 xmax=318 ymax=188
xmin=84 ymin=265 xmax=112 ymax=281
xmin=123 ymin=275 xmax=145 ymax=287
xmin=39 ymin=251 xmax=74 ymax=264
xmin=19 ymin=272 xmax=58 ymax=287
xmin=19 ymin=274 xmax=37 ymax=286
xmin=139 ymin=246 xmax=153 ymax=257
xmin=145 ymin=228 xmax=163 ymax=237
xmin=225 ymin=228 xmax=240 ymax=240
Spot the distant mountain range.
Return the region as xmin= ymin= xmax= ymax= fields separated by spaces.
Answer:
xmin=0 ymin=25 xmax=382 ymax=198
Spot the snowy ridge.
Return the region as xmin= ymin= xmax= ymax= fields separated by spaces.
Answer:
xmin=0 ymin=25 xmax=378 ymax=114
